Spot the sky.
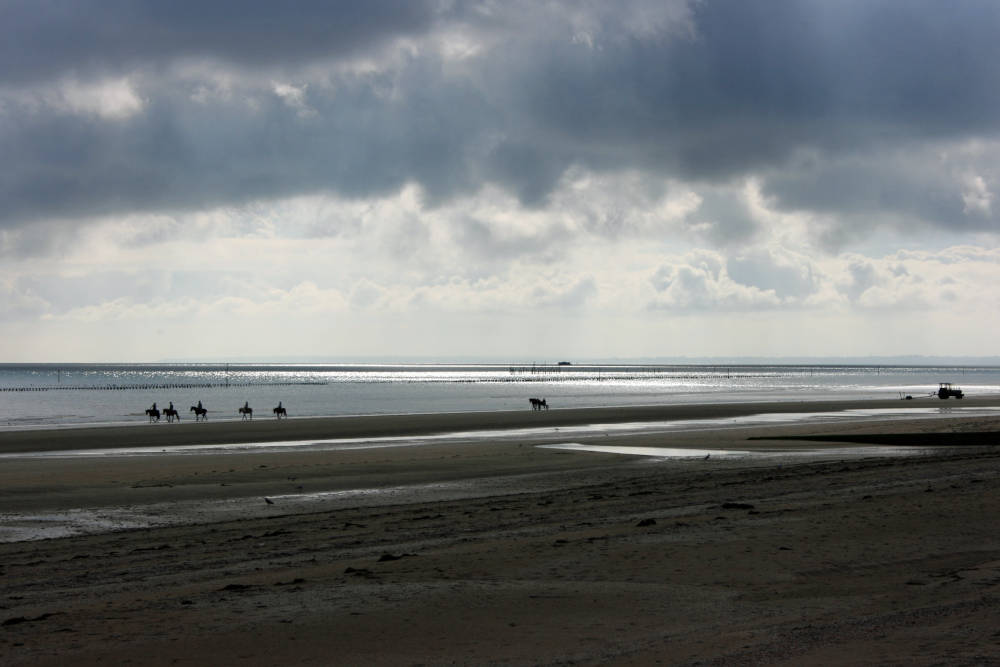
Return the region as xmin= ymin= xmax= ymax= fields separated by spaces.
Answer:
xmin=2 ymin=0 xmax=999 ymax=362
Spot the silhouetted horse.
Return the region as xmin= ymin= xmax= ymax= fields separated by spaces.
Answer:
xmin=163 ymin=407 xmax=180 ymax=422
xmin=239 ymin=405 xmax=253 ymax=421
xmin=190 ymin=405 xmax=208 ymax=421
xmin=273 ymin=404 xmax=287 ymax=419
xmin=529 ymin=398 xmax=548 ymax=411
xmin=146 ymin=408 xmax=161 ymax=422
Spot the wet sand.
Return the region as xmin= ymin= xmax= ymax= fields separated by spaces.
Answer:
xmin=2 ymin=399 xmax=1000 ymax=665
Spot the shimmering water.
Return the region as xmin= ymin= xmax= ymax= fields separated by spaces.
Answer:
xmin=2 ymin=362 xmax=999 ymax=429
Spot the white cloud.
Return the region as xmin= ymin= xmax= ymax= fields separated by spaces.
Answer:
xmin=59 ymin=77 xmax=144 ymax=119
xmin=832 ymin=247 xmax=1000 ymax=313
xmin=0 ymin=75 xmax=145 ymax=121
xmin=649 ymin=250 xmax=783 ymax=311
xmin=273 ymin=81 xmax=316 ymax=117
xmin=961 ymin=173 xmax=993 ymax=216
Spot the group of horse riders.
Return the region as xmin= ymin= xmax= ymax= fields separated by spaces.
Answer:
xmin=146 ymin=400 xmax=287 ymax=422
xmin=149 ymin=396 xmax=548 ymax=422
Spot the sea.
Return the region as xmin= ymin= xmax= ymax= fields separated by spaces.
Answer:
xmin=2 ymin=362 xmax=1000 ymax=430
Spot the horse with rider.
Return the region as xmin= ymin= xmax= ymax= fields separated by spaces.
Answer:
xmin=190 ymin=400 xmax=208 ymax=421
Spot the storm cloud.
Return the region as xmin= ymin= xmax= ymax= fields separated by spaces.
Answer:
xmin=0 ymin=0 xmax=441 ymax=84
xmin=3 ymin=0 xmax=1000 ymax=232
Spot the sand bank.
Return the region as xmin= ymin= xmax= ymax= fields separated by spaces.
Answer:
xmin=2 ymin=399 xmax=999 ymax=665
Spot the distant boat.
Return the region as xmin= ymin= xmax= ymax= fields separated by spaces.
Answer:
xmin=557 ymin=361 xmax=572 ymax=366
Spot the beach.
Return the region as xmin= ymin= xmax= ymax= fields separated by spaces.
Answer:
xmin=2 ymin=398 xmax=1000 ymax=665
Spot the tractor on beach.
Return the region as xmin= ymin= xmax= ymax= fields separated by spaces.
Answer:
xmin=937 ymin=382 xmax=964 ymax=399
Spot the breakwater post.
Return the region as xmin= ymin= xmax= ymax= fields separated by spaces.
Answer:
xmin=0 ymin=381 xmax=327 ymax=392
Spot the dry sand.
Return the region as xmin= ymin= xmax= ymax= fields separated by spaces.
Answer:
xmin=2 ymin=399 xmax=1000 ymax=665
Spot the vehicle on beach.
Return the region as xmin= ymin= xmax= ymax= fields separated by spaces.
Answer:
xmin=937 ymin=382 xmax=964 ymax=399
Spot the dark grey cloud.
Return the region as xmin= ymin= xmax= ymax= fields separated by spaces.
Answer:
xmin=495 ymin=0 xmax=1000 ymax=170
xmin=0 ymin=71 xmax=495 ymax=224
xmin=763 ymin=148 xmax=999 ymax=249
xmin=485 ymin=0 xmax=1000 ymax=231
xmin=0 ymin=0 xmax=442 ymax=84
xmin=3 ymin=0 xmax=1000 ymax=240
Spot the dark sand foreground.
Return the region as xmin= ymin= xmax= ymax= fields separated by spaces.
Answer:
xmin=2 ymin=399 xmax=1000 ymax=665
